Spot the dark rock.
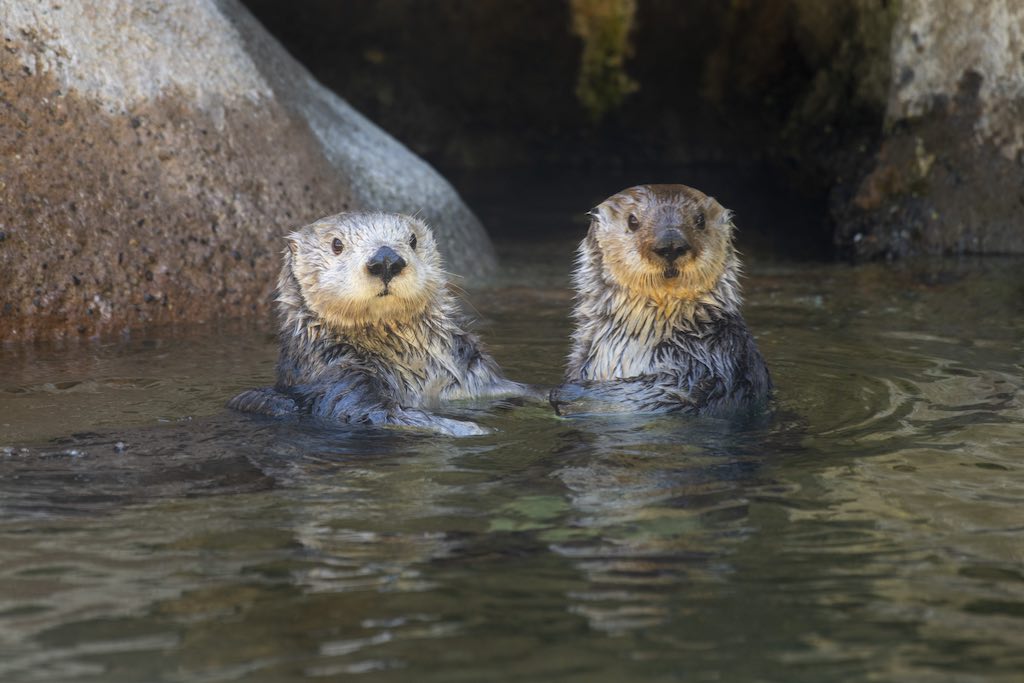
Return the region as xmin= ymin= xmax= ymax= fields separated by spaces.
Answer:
xmin=240 ymin=0 xmax=1023 ymax=259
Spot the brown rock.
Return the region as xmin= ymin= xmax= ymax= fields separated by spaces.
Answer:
xmin=0 ymin=0 xmax=493 ymax=341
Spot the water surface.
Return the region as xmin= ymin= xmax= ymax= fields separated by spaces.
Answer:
xmin=2 ymin=237 xmax=1023 ymax=682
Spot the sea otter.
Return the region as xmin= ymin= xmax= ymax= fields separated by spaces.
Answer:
xmin=229 ymin=212 xmax=524 ymax=436
xmin=550 ymin=184 xmax=771 ymax=417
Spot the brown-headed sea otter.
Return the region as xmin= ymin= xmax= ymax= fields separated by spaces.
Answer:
xmin=229 ymin=212 xmax=524 ymax=436
xmin=550 ymin=184 xmax=771 ymax=417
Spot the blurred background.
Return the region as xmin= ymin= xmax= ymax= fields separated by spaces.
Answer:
xmin=239 ymin=0 xmax=1022 ymax=257
xmin=241 ymin=0 xmax=878 ymax=258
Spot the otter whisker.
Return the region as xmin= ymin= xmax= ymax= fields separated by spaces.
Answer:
xmin=439 ymin=267 xmax=466 ymax=283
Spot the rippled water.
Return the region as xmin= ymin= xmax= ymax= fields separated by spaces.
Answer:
xmin=2 ymin=237 xmax=1024 ymax=681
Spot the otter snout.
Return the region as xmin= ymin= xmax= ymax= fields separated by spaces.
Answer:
xmin=367 ymin=246 xmax=407 ymax=284
xmin=652 ymin=228 xmax=691 ymax=263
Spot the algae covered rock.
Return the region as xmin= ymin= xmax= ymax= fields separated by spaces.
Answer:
xmin=837 ymin=0 xmax=1024 ymax=257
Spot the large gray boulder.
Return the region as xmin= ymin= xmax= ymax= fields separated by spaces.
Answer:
xmin=0 ymin=0 xmax=493 ymax=341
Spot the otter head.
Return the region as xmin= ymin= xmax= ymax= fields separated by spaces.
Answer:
xmin=585 ymin=184 xmax=735 ymax=304
xmin=285 ymin=212 xmax=443 ymax=330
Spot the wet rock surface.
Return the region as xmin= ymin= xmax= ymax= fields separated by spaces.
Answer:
xmin=0 ymin=0 xmax=492 ymax=342
xmin=836 ymin=0 xmax=1024 ymax=257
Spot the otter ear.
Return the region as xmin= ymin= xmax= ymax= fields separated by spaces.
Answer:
xmin=705 ymin=197 xmax=732 ymax=227
xmin=714 ymin=205 xmax=734 ymax=228
xmin=284 ymin=232 xmax=300 ymax=256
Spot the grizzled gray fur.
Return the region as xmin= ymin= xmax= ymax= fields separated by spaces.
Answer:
xmin=551 ymin=184 xmax=771 ymax=417
xmin=229 ymin=212 xmax=523 ymax=436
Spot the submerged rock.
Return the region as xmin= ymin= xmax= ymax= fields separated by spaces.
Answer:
xmin=0 ymin=0 xmax=493 ymax=341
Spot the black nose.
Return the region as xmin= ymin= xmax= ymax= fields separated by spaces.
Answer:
xmin=366 ymin=246 xmax=406 ymax=284
xmin=652 ymin=229 xmax=691 ymax=262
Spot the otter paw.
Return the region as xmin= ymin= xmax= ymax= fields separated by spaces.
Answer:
xmin=549 ymin=383 xmax=590 ymax=416
xmin=391 ymin=409 xmax=490 ymax=437
xmin=228 ymin=387 xmax=299 ymax=417
xmin=429 ymin=417 xmax=491 ymax=437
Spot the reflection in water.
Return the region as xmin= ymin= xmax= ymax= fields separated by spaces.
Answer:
xmin=1 ymin=256 xmax=1024 ymax=681
xmin=547 ymin=417 xmax=784 ymax=635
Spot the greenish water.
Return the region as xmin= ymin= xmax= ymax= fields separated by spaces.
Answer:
xmin=2 ymin=241 xmax=1024 ymax=682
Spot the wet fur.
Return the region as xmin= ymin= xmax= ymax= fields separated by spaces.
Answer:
xmin=553 ymin=185 xmax=771 ymax=417
xmin=229 ymin=212 xmax=523 ymax=436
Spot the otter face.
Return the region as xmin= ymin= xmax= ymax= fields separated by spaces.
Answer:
xmin=586 ymin=184 xmax=735 ymax=303
xmin=286 ymin=213 xmax=443 ymax=330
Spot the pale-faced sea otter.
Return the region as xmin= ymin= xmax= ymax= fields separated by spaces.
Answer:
xmin=229 ymin=212 xmax=524 ymax=436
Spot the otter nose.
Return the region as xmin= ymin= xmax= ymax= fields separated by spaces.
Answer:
xmin=652 ymin=229 xmax=691 ymax=262
xmin=366 ymin=246 xmax=406 ymax=284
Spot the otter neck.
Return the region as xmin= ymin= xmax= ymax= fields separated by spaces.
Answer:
xmin=567 ymin=240 xmax=743 ymax=381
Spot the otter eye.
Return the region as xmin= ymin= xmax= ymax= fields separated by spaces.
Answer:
xmin=409 ymin=234 xmax=417 ymax=250
xmin=694 ymin=211 xmax=706 ymax=230
xmin=627 ymin=214 xmax=640 ymax=231
xmin=331 ymin=238 xmax=344 ymax=255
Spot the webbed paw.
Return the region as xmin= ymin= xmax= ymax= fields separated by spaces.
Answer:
xmin=429 ymin=417 xmax=491 ymax=437
xmin=549 ymin=383 xmax=593 ymax=417
xmin=227 ymin=387 xmax=299 ymax=417
xmin=391 ymin=409 xmax=490 ymax=437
